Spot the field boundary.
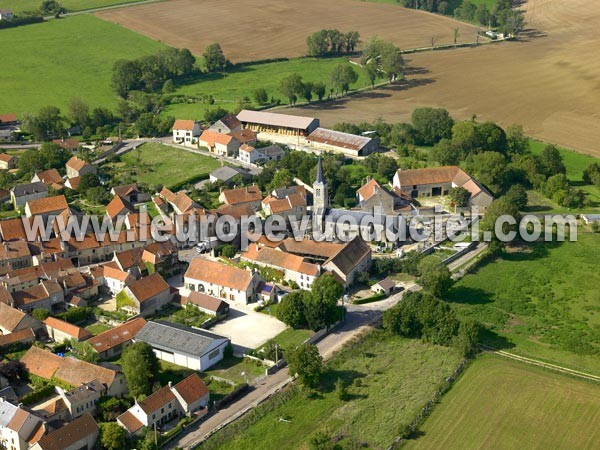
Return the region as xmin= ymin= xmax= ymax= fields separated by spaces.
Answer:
xmin=480 ymin=345 xmax=600 ymax=383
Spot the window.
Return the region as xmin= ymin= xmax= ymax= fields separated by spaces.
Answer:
xmin=208 ymin=349 xmax=220 ymax=360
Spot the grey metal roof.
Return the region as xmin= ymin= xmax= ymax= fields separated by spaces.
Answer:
xmin=135 ymin=321 xmax=229 ymax=358
xmin=210 ymin=166 xmax=246 ymax=181
xmin=308 ymin=127 xmax=372 ymax=151
xmin=11 ymin=182 xmax=48 ymax=197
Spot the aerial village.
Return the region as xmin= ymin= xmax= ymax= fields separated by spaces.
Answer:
xmin=0 ymin=108 xmax=496 ymax=449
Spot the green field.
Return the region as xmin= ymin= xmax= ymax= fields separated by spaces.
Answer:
xmin=106 ymin=143 xmax=221 ymax=188
xmin=406 ymin=354 xmax=600 ymax=449
xmin=165 ymin=57 xmax=370 ymax=120
xmin=0 ymin=0 xmax=151 ymax=14
xmin=529 ymin=139 xmax=599 ymax=182
xmin=447 ymin=234 xmax=600 ymax=375
xmin=202 ymin=331 xmax=462 ymax=450
xmin=0 ymin=15 xmax=165 ymax=115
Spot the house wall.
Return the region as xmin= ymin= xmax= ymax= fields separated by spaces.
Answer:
xmin=184 ymin=275 xmax=259 ymax=305
xmin=46 ymin=326 xmax=78 ymax=344
xmin=106 ymin=373 xmax=127 ymax=398
xmin=11 ymin=190 xmax=47 ymax=208
xmin=136 ymin=289 xmax=171 ymax=317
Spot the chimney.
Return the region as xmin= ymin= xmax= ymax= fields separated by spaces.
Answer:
xmin=168 ymin=381 xmax=173 ymax=389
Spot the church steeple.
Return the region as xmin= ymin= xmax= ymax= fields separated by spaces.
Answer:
xmin=313 ymin=156 xmax=328 ymax=211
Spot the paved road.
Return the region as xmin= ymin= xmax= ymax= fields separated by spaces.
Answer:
xmin=167 ymin=286 xmax=416 ymax=449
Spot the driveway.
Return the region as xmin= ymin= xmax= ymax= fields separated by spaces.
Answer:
xmin=209 ymin=304 xmax=286 ymax=354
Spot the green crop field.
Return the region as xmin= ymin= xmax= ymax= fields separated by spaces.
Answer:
xmin=447 ymin=234 xmax=600 ymax=375
xmin=106 ymin=143 xmax=221 ymax=188
xmin=164 ymin=57 xmax=369 ymax=120
xmin=0 ymin=0 xmax=151 ymax=14
xmin=405 ymin=354 xmax=600 ymax=450
xmin=0 ymin=15 xmax=165 ymax=115
xmin=201 ymin=331 xmax=462 ymax=450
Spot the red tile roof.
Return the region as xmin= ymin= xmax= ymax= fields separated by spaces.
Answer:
xmin=220 ymin=185 xmax=262 ymax=205
xmin=126 ymin=273 xmax=169 ymax=303
xmin=0 ymin=328 xmax=34 ymax=347
xmin=199 ymin=130 xmax=236 ymax=147
xmin=87 ymin=317 xmax=147 ymax=354
xmin=138 ymin=385 xmax=176 ymax=414
xmin=34 ymin=413 xmax=98 ymax=450
xmin=26 ymin=195 xmax=68 ymax=216
xmin=185 ymin=258 xmax=255 ymax=291
xmin=65 ymin=156 xmax=89 ymax=170
xmin=117 ymin=410 xmax=144 ymax=434
xmin=34 ymin=169 xmax=63 ymax=185
xmin=44 ymin=317 xmax=92 ymax=341
xmin=0 ymin=114 xmax=17 ymax=123
xmin=173 ymin=119 xmax=196 ymax=131
xmin=174 ymin=373 xmax=209 ymax=405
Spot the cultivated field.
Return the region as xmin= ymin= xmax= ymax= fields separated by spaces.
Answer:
xmin=0 ymin=15 xmax=165 ymax=115
xmin=202 ymin=331 xmax=462 ymax=450
xmin=447 ymin=234 xmax=600 ymax=375
xmin=96 ymin=0 xmax=482 ymax=62
xmin=290 ymin=0 xmax=600 ymax=157
xmin=405 ymin=354 xmax=600 ymax=450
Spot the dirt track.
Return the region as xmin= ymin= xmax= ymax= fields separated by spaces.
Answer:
xmin=96 ymin=0 xmax=481 ymax=62
xmin=289 ymin=0 xmax=600 ymax=157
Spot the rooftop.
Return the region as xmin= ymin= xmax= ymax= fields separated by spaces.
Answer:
xmin=185 ymin=258 xmax=256 ymax=291
xmin=237 ymin=109 xmax=318 ymax=130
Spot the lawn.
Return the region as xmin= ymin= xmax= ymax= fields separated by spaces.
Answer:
xmin=85 ymin=323 xmax=111 ymax=335
xmin=446 ymin=234 xmax=600 ymax=375
xmin=405 ymin=354 xmax=600 ymax=449
xmin=107 ymin=143 xmax=221 ymax=189
xmin=201 ymin=331 xmax=462 ymax=450
xmin=0 ymin=15 xmax=165 ymax=115
xmin=0 ymin=0 xmax=152 ymax=13
xmin=164 ymin=57 xmax=370 ymax=120
xmin=204 ymin=356 xmax=266 ymax=385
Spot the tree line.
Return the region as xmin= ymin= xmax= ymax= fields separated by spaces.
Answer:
xmin=306 ymin=29 xmax=360 ymax=56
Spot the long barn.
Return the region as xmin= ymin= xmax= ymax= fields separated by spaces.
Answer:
xmin=237 ymin=110 xmax=319 ymax=137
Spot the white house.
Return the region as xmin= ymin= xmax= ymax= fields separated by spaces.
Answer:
xmin=172 ymin=120 xmax=201 ymax=146
xmin=0 ymin=9 xmax=14 ymax=20
xmin=134 ymin=321 xmax=230 ymax=371
xmin=0 ymin=398 xmax=45 ymax=450
xmin=117 ymin=373 xmax=209 ymax=435
xmin=102 ymin=266 xmax=135 ymax=295
xmin=184 ymin=257 xmax=262 ymax=304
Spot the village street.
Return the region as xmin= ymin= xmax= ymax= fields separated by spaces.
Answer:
xmin=166 ymin=285 xmax=418 ymax=449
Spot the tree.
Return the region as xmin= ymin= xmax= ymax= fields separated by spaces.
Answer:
xmin=111 ymin=59 xmax=141 ymax=97
xmin=449 ymin=186 xmax=470 ymax=207
xmin=453 ymin=27 xmax=460 ymax=44
xmin=269 ymin=168 xmax=295 ymax=190
xmin=98 ymin=397 xmax=127 ymax=422
xmin=432 ymin=139 xmax=459 ymax=165
xmin=203 ymin=43 xmax=229 ymax=72
xmin=204 ymin=107 xmax=228 ymax=124
xmin=506 ymin=124 xmax=529 ymax=155
xmin=301 ymin=81 xmax=314 ymax=103
xmin=121 ymin=342 xmax=159 ymax=398
xmin=306 ymin=30 xmax=329 ymax=56
xmin=22 ymin=106 xmax=65 ymax=141
xmin=583 ymin=163 xmax=600 ymax=186
xmin=40 ymin=0 xmax=65 ymax=16
xmin=312 ymin=82 xmax=326 ymax=101
xmin=417 ymin=255 xmax=452 ymax=297
xmin=504 ymin=184 xmax=528 ymax=211
xmin=477 ymin=122 xmax=507 ymax=154
xmin=304 ymin=274 xmax=343 ymax=331
xmin=465 ymin=151 xmax=508 ymax=195
xmin=32 ymin=308 xmax=49 ymax=321
xmin=68 ymin=97 xmax=89 ymax=128
xmin=539 ymin=145 xmax=566 ymax=177
xmin=379 ymin=43 xmax=404 ymax=82
xmin=411 ymin=107 xmax=454 ymax=145
xmin=162 ymin=79 xmax=175 ymax=94
xmin=78 ymin=172 xmax=101 ymax=191
xmin=99 ymin=422 xmax=126 ymax=450
xmin=276 ymin=291 xmax=307 ymax=328
xmin=451 ymin=121 xmax=479 ymax=155
xmin=308 ymin=430 xmax=334 ymax=450
xmin=329 ymin=64 xmax=358 ymax=96
xmin=287 ymin=343 xmax=323 ymax=388
xmin=253 ymin=88 xmax=269 ymax=105
xmin=483 ymin=196 xmax=520 ymax=252
xmin=364 ymin=62 xmax=378 ymax=89
xmin=0 ymin=361 xmax=26 ymax=382
xmin=279 ymin=73 xmax=304 ymax=105
xmin=335 ymin=378 xmax=349 ymax=401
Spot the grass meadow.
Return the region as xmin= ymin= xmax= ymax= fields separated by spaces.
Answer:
xmin=0 ymin=15 xmax=165 ymax=115
xmin=165 ymin=57 xmax=370 ymax=120
xmin=405 ymin=354 xmax=600 ymax=450
xmin=446 ymin=233 xmax=600 ymax=375
xmin=201 ymin=330 xmax=462 ymax=450
xmin=0 ymin=0 xmax=151 ymax=13
xmin=106 ymin=143 xmax=221 ymax=188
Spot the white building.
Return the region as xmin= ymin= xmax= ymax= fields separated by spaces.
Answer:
xmin=134 ymin=321 xmax=230 ymax=371
xmin=172 ymin=120 xmax=201 ymax=146
xmin=184 ymin=257 xmax=262 ymax=304
xmin=0 ymin=399 xmax=45 ymax=450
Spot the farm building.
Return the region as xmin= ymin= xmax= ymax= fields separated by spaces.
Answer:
xmin=183 ymin=291 xmax=230 ymax=317
xmin=237 ymin=110 xmax=319 ymax=137
xmin=392 ymin=166 xmax=494 ymax=210
xmin=87 ymin=317 xmax=147 ymax=360
xmin=134 ymin=320 xmax=230 ymax=371
xmin=0 ymin=154 xmax=16 ymax=170
xmin=209 ymin=114 xmax=242 ymax=134
xmin=306 ymin=128 xmax=378 ymax=157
